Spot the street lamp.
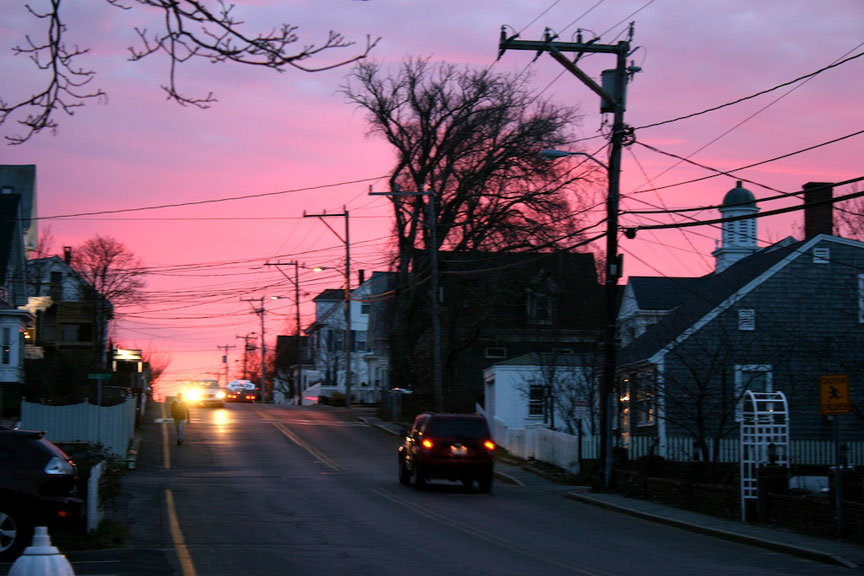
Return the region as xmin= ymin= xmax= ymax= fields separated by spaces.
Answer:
xmin=543 ymin=145 xmax=621 ymax=490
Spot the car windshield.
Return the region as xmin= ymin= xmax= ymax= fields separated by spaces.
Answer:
xmin=426 ymin=419 xmax=487 ymax=438
xmin=205 ymin=382 xmax=220 ymax=389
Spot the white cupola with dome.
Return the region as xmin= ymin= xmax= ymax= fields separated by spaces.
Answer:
xmin=712 ymin=181 xmax=759 ymax=273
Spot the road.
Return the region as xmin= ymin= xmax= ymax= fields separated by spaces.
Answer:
xmin=6 ymin=403 xmax=854 ymax=575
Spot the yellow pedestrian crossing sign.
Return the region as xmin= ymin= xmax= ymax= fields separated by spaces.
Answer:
xmin=820 ymin=374 xmax=850 ymax=415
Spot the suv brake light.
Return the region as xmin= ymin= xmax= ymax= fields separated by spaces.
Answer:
xmin=483 ymin=440 xmax=496 ymax=451
xmin=421 ymin=439 xmax=434 ymax=450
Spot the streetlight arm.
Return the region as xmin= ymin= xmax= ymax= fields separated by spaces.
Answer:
xmin=541 ymin=148 xmax=608 ymax=170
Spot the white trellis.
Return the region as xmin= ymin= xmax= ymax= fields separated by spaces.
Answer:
xmin=739 ymin=390 xmax=789 ymax=521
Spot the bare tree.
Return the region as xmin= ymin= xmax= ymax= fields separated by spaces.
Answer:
xmin=835 ymin=183 xmax=864 ymax=240
xmin=1 ymin=0 xmax=379 ymax=144
xmin=342 ymin=58 xmax=597 ymax=403
xmin=71 ymin=235 xmax=146 ymax=366
xmin=518 ymin=352 xmax=600 ymax=436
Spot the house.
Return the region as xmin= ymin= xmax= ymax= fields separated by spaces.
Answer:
xmin=23 ymin=249 xmax=114 ymax=393
xmin=436 ymin=250 xmax=605 ymax=412
xmin=483 ymin=352 xmax=596 ymax=435
xmin=303 ymin=272 xmax=376 ymax=404
xmin=0 ymin=191 xmax=33 ymax=413
xmin=616 ymin=181 xmax=864 ymax=460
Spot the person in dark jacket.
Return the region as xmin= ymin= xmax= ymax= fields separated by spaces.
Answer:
xmin=170 ymin=392 xmax=191 ymax=445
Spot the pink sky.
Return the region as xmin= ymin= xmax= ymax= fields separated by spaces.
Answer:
xmin=1 ymin=1 xmax=862 ymax=390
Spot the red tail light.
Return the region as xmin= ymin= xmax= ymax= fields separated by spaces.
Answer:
xmin=421 ymin=439 xmax=434 ymax=450
xmin=483 ymin=440 xmax=496 ymax=451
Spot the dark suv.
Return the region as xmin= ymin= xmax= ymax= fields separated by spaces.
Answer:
xmin=398 ymin=413 xmax=495 ymax=492
xmin=0 ymin=428 xmax=83 ymax=559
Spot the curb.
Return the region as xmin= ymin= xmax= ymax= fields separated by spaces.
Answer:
xmin=565 ymin=492 xmax=858 ymax=569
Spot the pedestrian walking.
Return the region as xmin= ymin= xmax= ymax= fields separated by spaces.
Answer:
xmin=170 ymin=392 xmax=190 ymax=445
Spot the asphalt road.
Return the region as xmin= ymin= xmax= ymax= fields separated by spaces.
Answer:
xmin=4 ymin=402 xmax=858 ymax=575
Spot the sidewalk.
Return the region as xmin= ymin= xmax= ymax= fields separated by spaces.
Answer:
xmin=359 ymin=412 xmax=864 ymax=569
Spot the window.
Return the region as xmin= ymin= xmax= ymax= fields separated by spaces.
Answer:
xmin=354 ymin=330 xmax=367 ymax=352
xmin=528 ymin=384 xmax=546 ymax=417
xmin=361 ymin=303 xmax=370 ymax=315
xmin=813 ymin=248 xmax=830 ymax=264
xmin=738 ymin=309 xmax=755 ymax=331
xmin=859 ymin=275 xmax=864 ymax=324
xmin=528 ymin=292 xmax=554 ymax=325
xmin=735 ymin=365 xmax=772 ymax=421
xmin=1 ymin=328 xmax=9 ymax=364
xmin=634 ymin=372 xmax=656 ymax=427
xmin=60 ymin=323 xmax=91 ymax=343
xmin=485 ymin=347 xmax=507 ymax=359
xmin=49 ymin=271 xmax=63 ymax=300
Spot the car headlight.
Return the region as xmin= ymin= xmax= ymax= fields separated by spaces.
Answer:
xmin=186 ymin=389 xmax=202 ymax=402
xmin=216 ymin=391 xmax=226 ymax=399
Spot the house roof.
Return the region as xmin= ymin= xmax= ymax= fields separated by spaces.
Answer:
xmin=618 ymin=235 xmax=806 ymax=365
xmin=626 ymin=276 xmax=708 ymax=312
xmin=313 ymin=288 xmax=345 ymax=302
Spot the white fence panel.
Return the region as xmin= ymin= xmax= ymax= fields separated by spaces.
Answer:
xmin=20 ymin=398 xmax=136 ymax=457
xmin=494 ymin=420 xmax=864 ymax=470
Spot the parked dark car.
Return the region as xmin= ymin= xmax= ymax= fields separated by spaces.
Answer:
xmin=0 ymin=428 xmax=83 ymax=559
xmin=398 ymin=413 xmax=495 ymax=492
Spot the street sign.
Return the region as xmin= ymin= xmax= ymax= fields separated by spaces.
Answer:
xmin=819 ymin=374 xmax=851 ymax=415
xmin=88 ymin=373 xmax=113 ymax=381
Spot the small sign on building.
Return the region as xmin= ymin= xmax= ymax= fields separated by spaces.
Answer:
xmin=819 ymin=374 xmax=851 ymax=415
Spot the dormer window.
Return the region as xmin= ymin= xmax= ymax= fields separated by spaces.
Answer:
xmin=527 ymin=292 xmax=554 ymax=325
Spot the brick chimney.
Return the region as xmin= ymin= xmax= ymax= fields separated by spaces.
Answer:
xmin=803 ymin=182 xmax=834 ymax=239
xmin=63 ymin=246 xmax=72 ymax=264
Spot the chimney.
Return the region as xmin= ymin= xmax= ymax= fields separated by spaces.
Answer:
xmin=358 ymin=269 xmax=365 ymax=285
xmin=63 ymin=246 xmax=72 ymax=264
xmin=803 ymin=182 xmax=834 ymax=239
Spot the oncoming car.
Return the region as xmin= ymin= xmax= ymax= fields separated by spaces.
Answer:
xmin=398 ymin=413 xmax=495 ymax=492
xmin=185 ymin=380 xmax=226 ymax=408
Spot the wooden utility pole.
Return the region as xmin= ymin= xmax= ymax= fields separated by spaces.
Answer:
xmin=217 ymin=344 xmax=235 ymax=385
xmin=370 ymin=184 xmax=443 ymax=411
xmin=304 ymin=209 xmax=352 ymax=409
xmin=499 ymin=23 xmax=639 ymax=489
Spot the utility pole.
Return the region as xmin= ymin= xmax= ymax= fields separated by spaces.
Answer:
xmin=499 ymin=23 xmax=638 ymax=489
xmin=236 ymin=332 xmax=256 ymax=380
xmin=369 ymin=184 xmax=443 ymax=411
xmin=304 ymin=208 xmax=352 ymax=409
xmin=217 ymin=344 xmax=235 ymax=385
xmin=266 ymin=261 xmax=304 ymax=405
xmin=242 ymin=297 xmax=267 ymax=402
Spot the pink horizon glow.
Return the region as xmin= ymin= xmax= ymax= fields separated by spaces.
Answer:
xmin=1 ymin=1 xmax=861 ymax=390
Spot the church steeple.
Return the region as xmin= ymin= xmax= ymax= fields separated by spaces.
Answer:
xmin=712 ymin=181 xmax=759 ymax=273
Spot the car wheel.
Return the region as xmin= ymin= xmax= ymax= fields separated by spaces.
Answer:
xmin=478 ymin=473 xmax=493 ymax=493
xmin=461 ymin=477 xmax=473 ymax=489
xmin=398 ymin=457 xmax=411 ymax=486
xmin=412 ymin=463 xmax=426 ymax=490
xmin=0 ymin=506 xmax=32 ymax=561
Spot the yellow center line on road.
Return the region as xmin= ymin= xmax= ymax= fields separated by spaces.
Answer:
xmin=371 ymin=488 xmax=615 ymax=576
xmin=166 ymin=489 xmax=197 ymax=576
xmin=271 ymin=420 xmax=343 ymax=472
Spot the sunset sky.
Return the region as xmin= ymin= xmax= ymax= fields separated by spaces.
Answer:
xmin=1 ymin=1 xmax=862 ymax=391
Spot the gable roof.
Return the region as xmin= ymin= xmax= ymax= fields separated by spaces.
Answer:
xmin=625 ymin=276 xmax=708 ymax=312
xmin=618 ymin=235 xmax=814 ymax=365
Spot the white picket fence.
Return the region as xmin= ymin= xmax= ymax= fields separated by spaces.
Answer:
xmin=491 ymin=418 xmax=863 ymax=474
xmin=20 ymin=397 xmax=137 ymax=458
